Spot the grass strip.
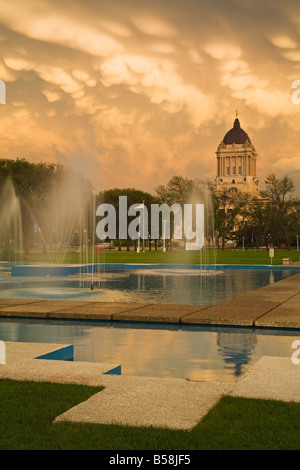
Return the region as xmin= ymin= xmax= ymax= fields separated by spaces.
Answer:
xmin=22 ymin=249 xmax=300 ymax=266
xmin=0 ymin=379 xmax=299 ymax=450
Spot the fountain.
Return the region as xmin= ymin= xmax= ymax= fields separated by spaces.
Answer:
xmin=4 ymin=175 xmax=220 ymax=289
xmin=0 ymin=178 xmax=23 ymax=266
xmin=138 ymin=180 xmax=219 ymax=277
xmin=2 ymin=172 xmax=104 ymax=291
xmin=0 ymin=170 xmax=221 ymax=302
xmin=189 ymin=180 xmax=217 ymax=269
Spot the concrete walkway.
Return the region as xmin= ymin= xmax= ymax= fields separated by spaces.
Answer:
xmin=0 ymin=270 xmax=299 ymax=430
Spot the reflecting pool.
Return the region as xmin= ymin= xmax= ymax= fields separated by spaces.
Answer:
xmin=0 ymin=267 xmax=297 ymax=305
xmin=0 ymin=317 xmax=298 ymax=382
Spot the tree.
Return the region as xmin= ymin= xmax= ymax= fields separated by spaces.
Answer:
xmin=242 ymin=197 xmax=269 ymax=248
xmin=213 ymin=187 xmax=251 ymax=250
xmin=260 ymin=174 xmax=300 ymax=250
xmin=155 ymin=176 xmax=194 ymax=205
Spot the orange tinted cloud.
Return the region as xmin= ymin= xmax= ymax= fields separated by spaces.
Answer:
xmin=0 ymin=0 xmax=300 ymax=193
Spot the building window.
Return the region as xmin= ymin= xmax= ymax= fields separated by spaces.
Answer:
xmin=239 ymin=166 xmax=242 ymax=174
xmin=233 ymin=167 xmax=236 ymax=174
xmin=227 ymin=167 xmax=230 ymax=175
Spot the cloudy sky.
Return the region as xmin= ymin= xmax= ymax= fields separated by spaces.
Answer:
xmin=1 ymin=0 xmax=300 ymax=194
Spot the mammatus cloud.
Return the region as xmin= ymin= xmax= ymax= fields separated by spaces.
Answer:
xmin=0 ymin=0 xmax=300 ymax=193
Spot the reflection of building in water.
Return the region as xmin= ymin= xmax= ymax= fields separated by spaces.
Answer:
xmin=217 ymin=330 xmax=257 ymax=377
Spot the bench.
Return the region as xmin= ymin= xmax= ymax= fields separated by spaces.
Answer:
xmin=282 ymin=258 xmax=291 ymax=265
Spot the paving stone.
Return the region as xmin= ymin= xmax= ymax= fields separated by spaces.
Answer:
xmin=112 ymin=305 xmax=209 ymax=323
xmin=281 ymin=293 xmax=300 ymax=303
xmin=50 ymin=302 xmax=153 ymax=320
xmin=49 ymin=309 xmax=114 ymax=320
xmin=0 ymin=300 xmax=90 ymax=317
xmin=0 ymin=303 xmax=49 ymax=318
xmin=181 ymin=304 xmax=276 ymax=326
xmin=54 ymin=374 xmax=232 ymax=430
xmin=230 ymin=356 xmax=300 ymax=402
xmin=219 ymin=296 xmax=281 ymax=308
xmin=255 ymin=303 xmax=300 ymax=328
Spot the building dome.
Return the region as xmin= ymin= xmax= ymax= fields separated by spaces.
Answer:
xmin=223 ymin=118 xmax=251 ymax=145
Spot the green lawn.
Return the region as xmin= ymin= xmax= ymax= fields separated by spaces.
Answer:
xmin=22 ymin=248 xmax=300 ymax=266
xmin=0 ymin=379 xmax=299 ymax=450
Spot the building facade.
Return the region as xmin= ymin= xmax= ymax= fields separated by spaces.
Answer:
xmin=216 ymin=115 xmax=259 ymax=195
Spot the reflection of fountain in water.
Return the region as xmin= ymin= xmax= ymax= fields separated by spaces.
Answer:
xmin=0 ymin=178 xmax=23 ymax=264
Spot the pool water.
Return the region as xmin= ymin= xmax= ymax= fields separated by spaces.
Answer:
xmin=0 ymin=267 xmax=297 ymax=305
xmin=0 ymin=317 xmax=298 ymax=382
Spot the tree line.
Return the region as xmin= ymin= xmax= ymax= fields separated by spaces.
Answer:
xmin=98 ymin=174 xmax=300 ymax=251
xmin=1 ymin=158 xmax=300 ymax=255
